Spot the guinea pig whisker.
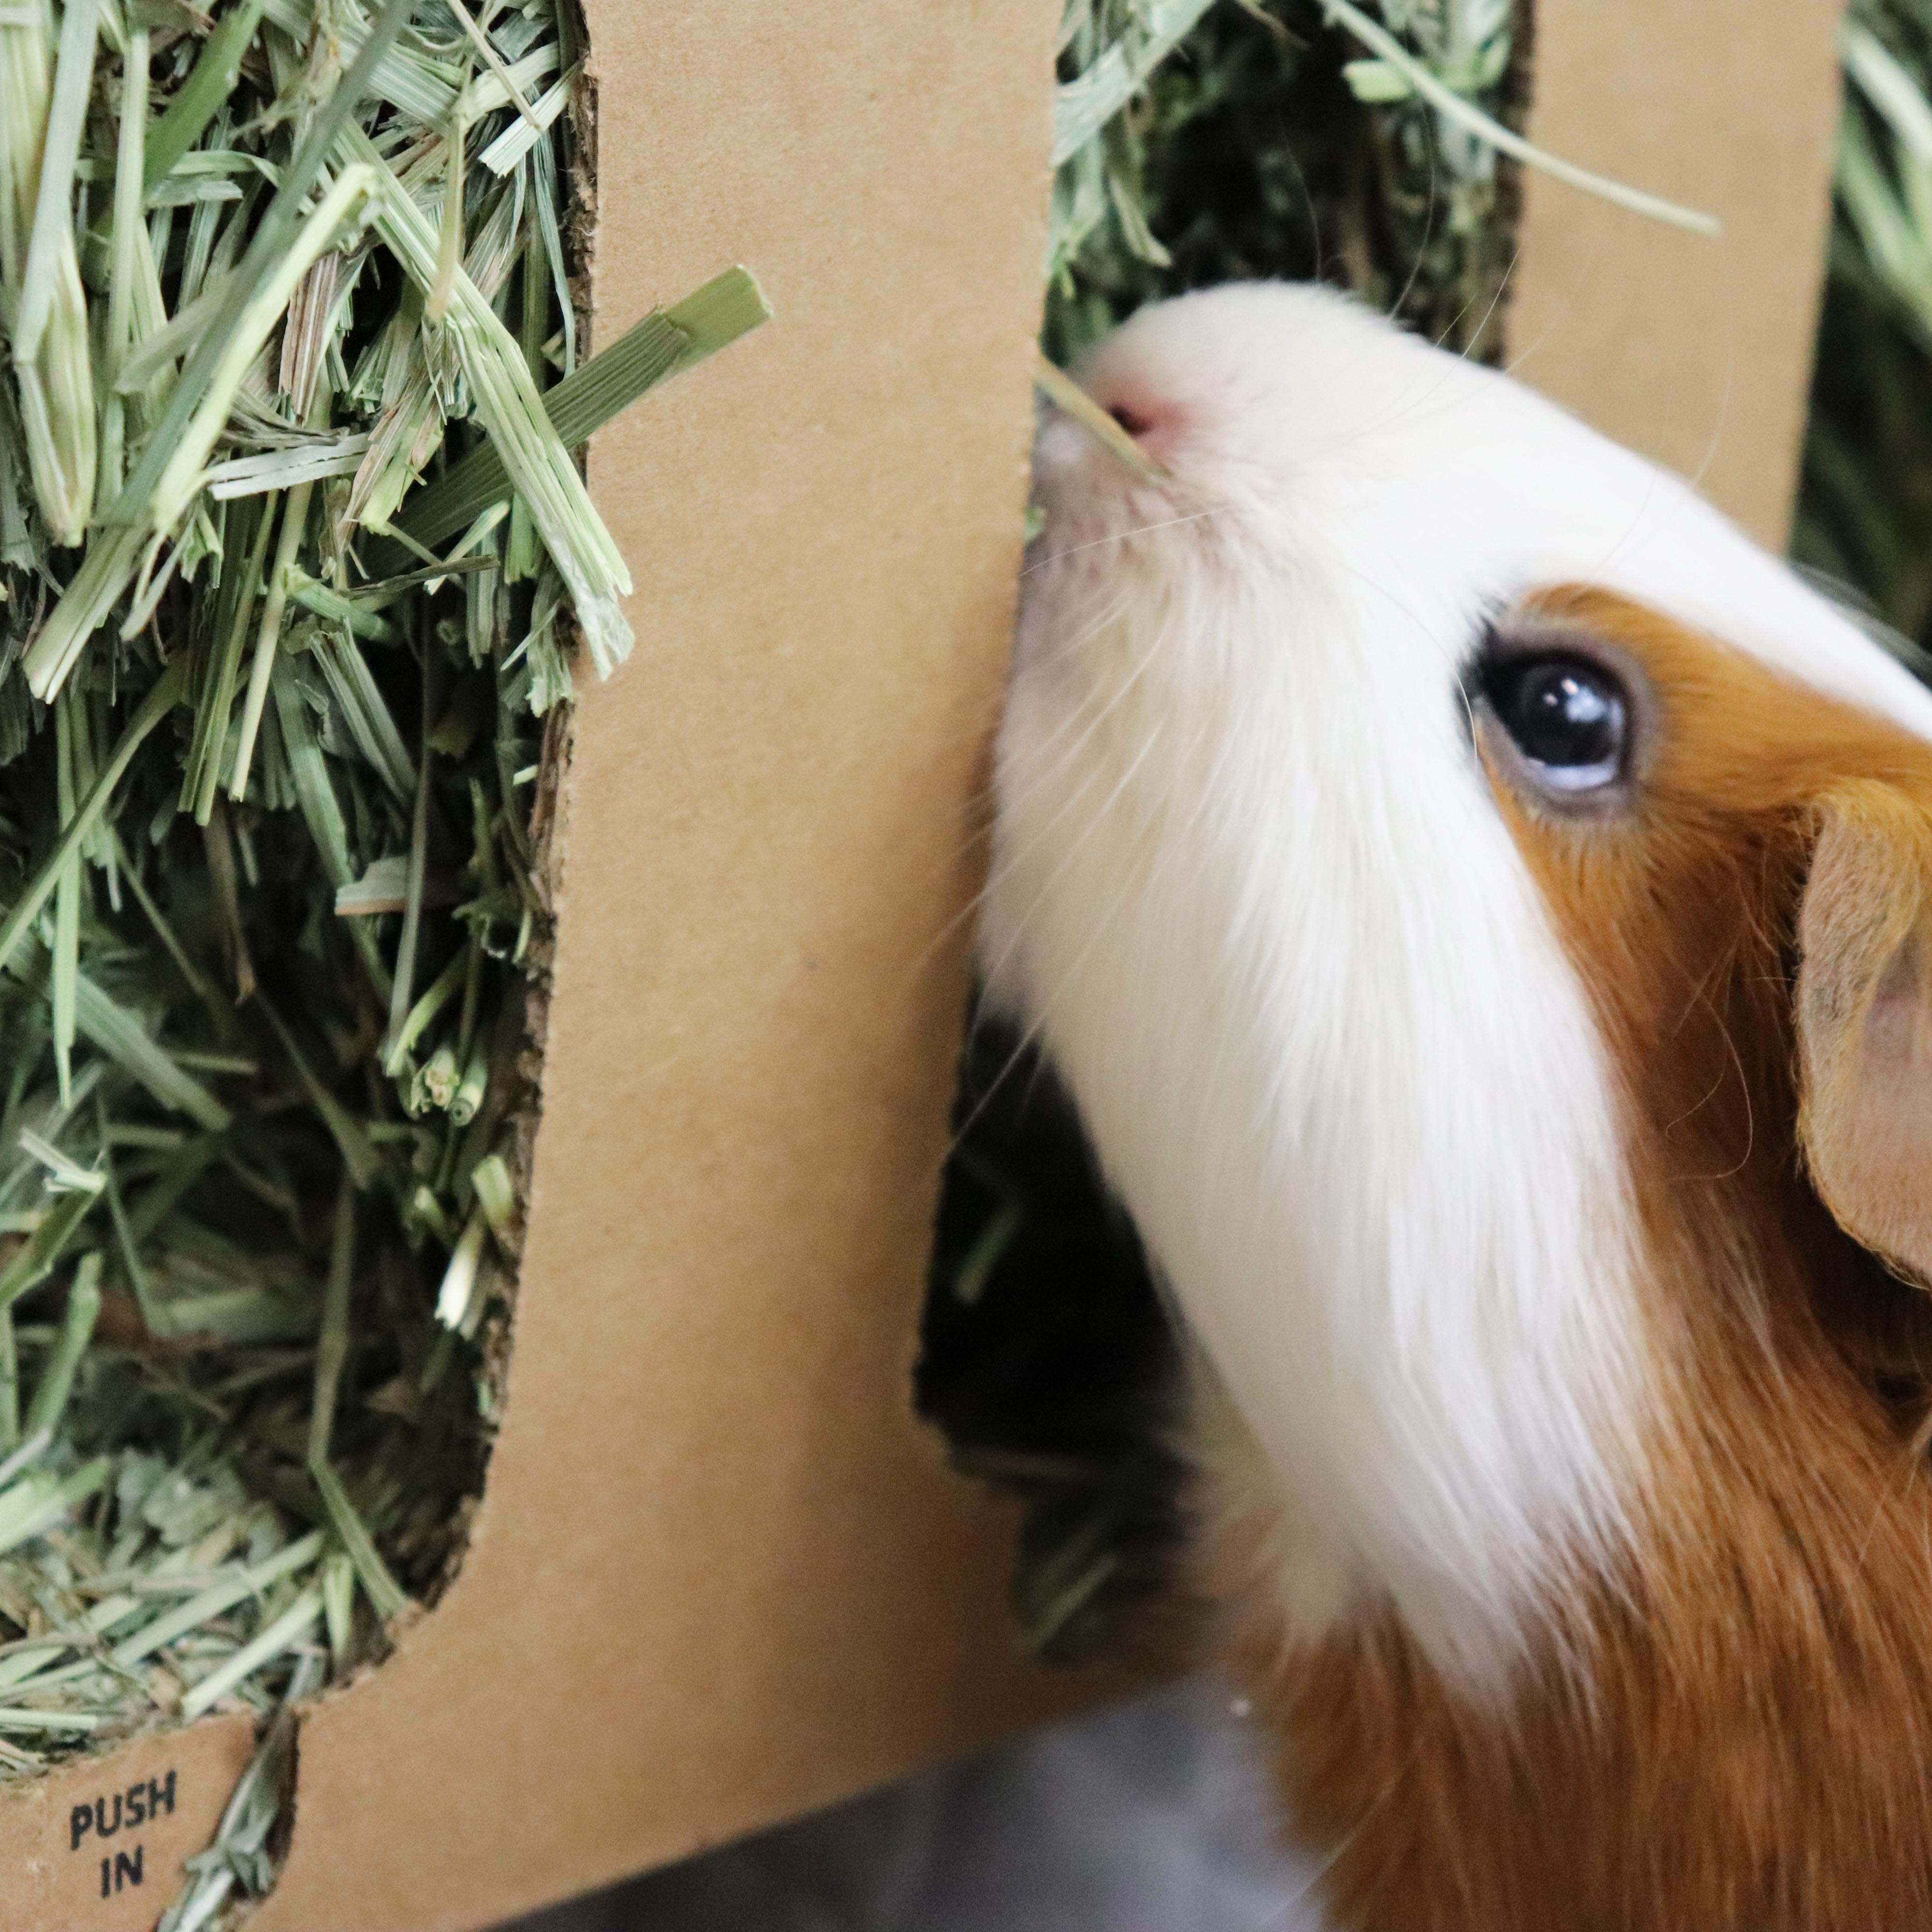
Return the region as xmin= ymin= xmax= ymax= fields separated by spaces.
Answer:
xmin=1685 ymin=370 xmax=1734 ymax=504
xmin=1019 ymin=506 xmax=1229 ymax=578
xmin=950 ymin=596 xmax=1163 ymax=885
xmin=1432 ymin=238 xmax=1520 ymax=369
xmin=1275 ymin=1748 xmax=1419 ymax=1929
xmin=904 ymin=589 xmax=1160 ymax=981
xmin=952 ymin=716 xmax=1176 ymax=1153
xmin=969 ymin=645 xmax=1157 ymax=878
xmin=1658 ymin=970 xmax=1756 ymax=1184
xmin=962 ymin=746 xmax=1128 ymax=1020
xmin=963 ymin=682 xmax=1237 ymax=1161
xmin=967 ymin=701 xmax=1172 ymax=1037
xmin=1310 ymin=335 xmax=1522 ymax=470
xmin=1324 ymin=548 xmax=1487 ymax=702
xmin=981 ymin=583 xmax=1146 ymax=801
xmin=1386 ymin=156 xmax=1438 ymax=332
xmin=1858 ymin=1434 xmax=1932 ymax=1573
xmin=940 ymin=753 xmax=1121 ymax=1017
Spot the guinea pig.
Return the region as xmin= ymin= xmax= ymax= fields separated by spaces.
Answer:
xmin=978 ymin=280 xmax=1932 ymax=1931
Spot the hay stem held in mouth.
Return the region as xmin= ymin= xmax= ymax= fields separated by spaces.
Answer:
xmin=1032 ymin=352 xmax=1167 ymax=480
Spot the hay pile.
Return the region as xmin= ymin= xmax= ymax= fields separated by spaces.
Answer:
xmin=1798 ymin=0 xmax=1932 ymax=654
xmin=0 ymin=0 xmax=762 ymax=1914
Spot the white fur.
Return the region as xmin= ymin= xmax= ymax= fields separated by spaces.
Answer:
xmin=979 ymin=283 xmax=1932 ymax=1687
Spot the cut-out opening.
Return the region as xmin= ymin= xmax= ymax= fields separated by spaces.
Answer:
xmin=917 ymin=1019 xmax=1183 ymax=1663
xmin=0 ymin=0 xmax=598 ymax=1889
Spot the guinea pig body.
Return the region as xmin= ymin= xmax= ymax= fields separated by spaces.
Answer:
xmin=982 ymin=282 xmax=1932 ymax=1929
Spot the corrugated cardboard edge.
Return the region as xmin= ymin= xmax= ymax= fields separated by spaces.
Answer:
xmin=0 ymin=1715 xmax=254 ymax=1932
xmin=246 ymin=4 xmax=1133 ymax=1930
xmin=1508 ymin=0 xmax=1847 ymax=548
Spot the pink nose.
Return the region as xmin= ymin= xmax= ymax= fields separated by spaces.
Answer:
xmin=1037 ymin=369 xmax=1177 ymax=485
xmin=1089 ymin=386 xmax=1173 ymax=447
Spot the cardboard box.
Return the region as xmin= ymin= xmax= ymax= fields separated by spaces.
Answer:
xmin=0 ymin=4 xmax=1851 ymax=1929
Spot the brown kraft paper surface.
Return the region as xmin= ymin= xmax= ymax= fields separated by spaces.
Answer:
xmin=1509 ymin=0 xmax=1847 ymax=549
xmin=0 ymin=1715 xmax=255 ymax=1932
xmin=247 ymin=3 xmax=1135 ymax=1930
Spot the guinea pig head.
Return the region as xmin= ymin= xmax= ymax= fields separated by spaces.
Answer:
xmin=980 ymin=282 xmax=1932 ymax=1699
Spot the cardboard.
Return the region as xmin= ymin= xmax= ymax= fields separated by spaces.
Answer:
xmin=255 ymin=0 xmax=1112 ymax=1925
xmin=0 ymin=6 xmax=1855 ymax=1930
xmin=1510 ymin=0 xmax=1848 ymax=549
xmin=1 ymin=1717 xmax=254 ymax=1932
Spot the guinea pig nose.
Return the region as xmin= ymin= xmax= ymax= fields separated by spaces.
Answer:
xmin=1087 ymin=386 xmax=1179 ymax=473
xmin=1033 ymin=356 xmax=1170 ymax=483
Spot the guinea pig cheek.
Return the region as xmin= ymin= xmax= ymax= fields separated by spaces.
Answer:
xmin=1477 ymin=585 xmax=1932 ymax=1369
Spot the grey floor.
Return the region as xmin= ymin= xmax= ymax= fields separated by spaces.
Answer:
xmin=498 ymin=1677 xmax=1329 ymax=1932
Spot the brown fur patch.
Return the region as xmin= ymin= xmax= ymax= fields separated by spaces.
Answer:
xmin=1230 ymin=588 xmax=1932 ymax=1930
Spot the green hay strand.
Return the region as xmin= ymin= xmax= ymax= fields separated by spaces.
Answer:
xmin=0 ymin=0 xmax=765 ymax=1918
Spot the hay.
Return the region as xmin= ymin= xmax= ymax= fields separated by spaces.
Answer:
xmin=0 ymin=0 xmax=764 ymax=1913
xmin=1797 ymin=0 xmax=1932 ymax=656
xmin=1040 ymin=0 xmax=1525 ymax=364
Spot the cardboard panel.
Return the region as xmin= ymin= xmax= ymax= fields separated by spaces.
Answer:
xmin=1509 ymin=0 xmax=1847 ymax=549
xmin=0 ymin=1716 xmax=255 ymax=1932
xmin=249 ymin=4 xmax=1123 ymax=1930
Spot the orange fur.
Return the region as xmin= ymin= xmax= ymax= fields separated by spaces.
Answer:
xmin=1224 ymin=588 xmax=1932 ymax=1930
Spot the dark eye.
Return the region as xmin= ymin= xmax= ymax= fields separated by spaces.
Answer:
xmin=1480 ymin=652 xmax=1629 ymax=794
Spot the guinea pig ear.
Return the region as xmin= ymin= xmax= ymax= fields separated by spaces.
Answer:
xmin=1795 ymin=784 xmax=1932 ymax=1287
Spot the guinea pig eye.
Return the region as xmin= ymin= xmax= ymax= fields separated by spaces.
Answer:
xmin=1478 ymin=651 xmax=1630 ymax=797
